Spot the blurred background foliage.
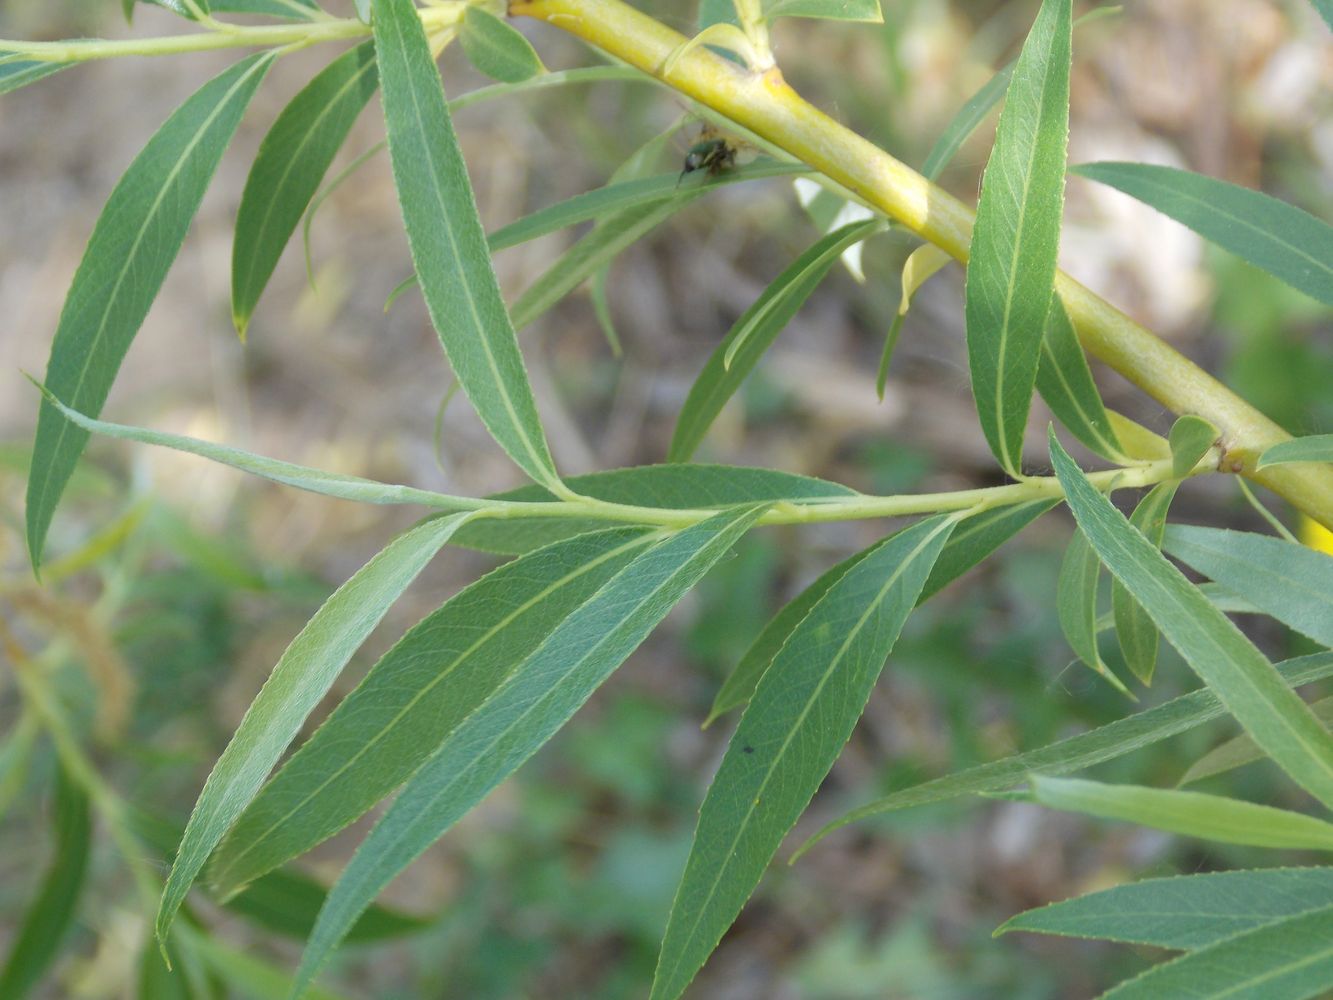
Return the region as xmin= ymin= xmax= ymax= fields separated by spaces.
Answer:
xmin=0 ymin=0 xmax=1329 ymax=996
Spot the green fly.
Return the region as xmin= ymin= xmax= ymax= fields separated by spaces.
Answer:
xmin=678 ymin=135 xmax=737 ymax=186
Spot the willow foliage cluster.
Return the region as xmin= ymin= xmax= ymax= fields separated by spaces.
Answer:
xmin=2 ymin=0 xmax=1333 ymax=997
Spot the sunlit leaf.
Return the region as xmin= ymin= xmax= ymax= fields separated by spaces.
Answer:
xmin=375 ymin=0 xmax=560 ymax=489
xmin=1073 ymin=161 xmax=1333 ymax=306
xmin=460 ymin=6 xmax=545 ymax=83
xmin=1162 ymin=525 xmax=1333 ymax=648
xmin=157 ymin=512 xmax=472 ymax=944
xmin=290 ymin=504 xmax=769 ymax=996
xmin=26 ymin=52 xmax=274 ymax=570
xmin=1050 ymin=432 xmax=1333 ymax=811
xmin=964 ymin=0 xmax=1072 ymax=476
xmin=232 ymin=43 xmax=379 ymax=337
xmin=653 ymin=516 xmax=957 ymax=1000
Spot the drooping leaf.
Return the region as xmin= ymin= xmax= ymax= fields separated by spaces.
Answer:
xmin=290 ymin=504 xmax=769 ymax=996
xmin=0 ymin=765 xmax=91 ymax=1000
xmin=1181 ymin=698 xmax=1333 ymax=788
xmin=208 ymin=529 xmax=655 ymax=897
xmin=1072 ymin=162 xmax=1333 ymax=306
xmin=1095 ymin=903 xmax=1333 ymax=1000
xmin=1028 ymin=775 xmax=1333 ymax=852
xmin=0 ymin=54 xmax=71 ymax=96
xmin=232 ymin=43 xmax=379 ymax=337
xmin=1049 ymin=432 xmax=1333 ymax=811
xmin=375 ymin=0 xmax=560 ymax=490
xmin=26 ymin=52 xmax=275 ymax=570
xmin=999 ymin=867 xmax=1333 ymax=950
xmin=964 ymin=0 xmax=1071 ymax=477
xmin=1037 ymin=297 xmax=1124 ymax=461
xmin=799 ymin=652 xmax=1333 ymax=850
xmin=878 ymin=243 xmax=951 ymax=397
xmin=653 ymin=515 xmax=957 ymax=1000
xmin=1162 ymin=525 xmax=1333 ymax=648
xmin=1112 ymin=483 xmax=1178 ymax=684
xmin=1057 ymin=524 xmax=1130 ymax=694
xmin=763 ymin=0 xmax=882 ymax=21
xmin=1167 ymin=414 xmax=1218 ymax=478
xmin=707 ymin=500 xmax=1055 ymax=724
xmin=157 ymin=512 xmax=472 ymax=944
xmin=36 ymin=388 xmax=476 ymax=512
xmin=921 ymin=63 xmax=1014 ymax=181
xmin=1258 ymin=435 xmax=1333 ymax=470
xmin=459 ymin=6 xmax=546 ymax=83
xmin=669 ymin=219 xmax=882 ymax=461
xmin=452 ymin=463 xmax=855 ymax=555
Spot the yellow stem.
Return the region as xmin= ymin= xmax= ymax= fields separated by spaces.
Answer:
xmin=511 ymin=0 xmax=1333 ymax=530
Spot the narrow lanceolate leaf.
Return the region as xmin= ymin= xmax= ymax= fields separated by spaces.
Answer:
xmin=1057 ymin=524 xmax=1128 ymax=693
xmin=38 ymin=389 xmax=476 ymax=512
xmin=921 ymin=63 xmax=1014 ymax=180
xmin=707 ymin=500 xmax=1053 ymax=724
xmin=232 ymin=43 xmax=379 ymax=337
xmin=454 ymin=463 xmax=854 ymax=555
xmin=1167 ymin=414 xmax=1218 ymax=478
xmin=208 ymin=529 xmax=654 ymax=897
xmin=1258 ymin=435 xmax=1333 ymax=470
xmin=143 ymin=0 xmax=321 ymax=19
xmin=1099 ymin=903 xmax=1333 ymax=1000
xmin=157 ymin=512 xmax=471 ymax=945
xmin=26 ymin=52 xmax=274 ymax=570
xmin=1181 ymin=698 xmax=1333 ymax=788
xmin=964 ymin=0 xmax=1071 ymax=477
xmin=1037 ymin=297 xmax=1123 ymax=461
xmin=653 ymin=515 xmax=958 ymax=1000
xmin=1162 ymin=525 xmax=1333 ymax=648
xmin=1072 ymin=162 xmax=1333 ymax=307
xmin=1028 ymin=775 xmax=1333 ymax=852
xmin=670 ymin=219 xmax=882 ymax=462
xmin=999 ymin=868 xmax=1333 ymax=950
xmin=459 ymin=6 xmax=545 ymax=83
xmin=800 ymin=652 xmax=1333 ymax=850
xmin=1113 ymin=483 xmax=1178 ymax=685
xmin=374 ymin=0 xmax=559 ymax=490
xmin=763 ymin=0 xmax=882 ymax=20
xmin=1049 ymin=432 xmax=1333 ymax=811
xmin=0 ymin=54 xmax=70 ymax=96
xmin=0 ymin=765 xmax=90 ymax=1000
xmin=879 ymin=243 xmax=952 ymax=397
xmin=291 ymin=505 xmax=768 ymax=997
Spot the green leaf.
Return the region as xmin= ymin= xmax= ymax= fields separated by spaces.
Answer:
xmin=999 ymin=867 xmax=1333 ymax=949
xmin=1181 ymin=698 xmax=1333 ymax=788
xmin=0 ymin=765 xmax=91 ymax=1000
xmin=208 ymin=528 xmax=654 ymax=897
xmin=290 ymin=504 xmax=769 ymax=996
xmin=669 ymin=219 xmax=882 ymax=462
xmin=800 ymin=652 xmax=1333 ymax=849
xmin=1167 ymin=414 xmax=1218 ymax=477
xmin=964 ymin=0 xmax=1072 ymax=477
xmin=1097 ymin=903 xmax=1333 ymax=1000
xmin=26 ymin=52 xmax=274 ymax=570
xmin=374 ymin=0 xmax=560 ymax=490
xmin=0 ymin=54 xmax=70 ymax=96
xmin=653 ymin=516 xmax=957 ymax=1000
xmin=452 ymin=463 xmax=855 ymax=555
xmin=707 ymin=500 xmax=1055 ymax=724
xmin=156 ymin=512 xmax=471 ymax=945
xmin=35 ymin=388 xmax=476 ymax=512
xmin=143 ymin=0 xmax=321 ymax=20
xmin=1072 ymin=162 xmax=1333 ymax=307
xmin=1112 ymin=483 xmax=1177 ymax=684
xmin=1162 ymin=525 xmax=1333 ymax=648
xmin=232 ymin=43 xmax=379 ymax=337
xmin=1258 ymin=435 xmax=1333 ymax=470
xmin=353 ymin=0 xmax=370 ymax=23
xmin=190 ymin=935 xmax=351 ymax=1000
xmin=1049 ymin=432 xmax=1333 ymax=811
xmin=921 ymin=64 xmax=1013 ymax=181
xmin=1057 ymin=524 xmax=1130 ymax=694
xmin=459 ymin=6 xmax=545 ymax=83
xmin=1310 ymin=0 xmax=1333 ymax=31
xmin=763 ymin=0 xmax=882 ymax=21
xmin=1037 ymin=297 xmax=1124 ymax=461
xmin=1028 ymin=774 xmax=1333 ymax=851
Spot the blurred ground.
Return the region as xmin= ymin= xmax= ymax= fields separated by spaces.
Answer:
xmin=1 ymin=1 xmax=1331 ymax=997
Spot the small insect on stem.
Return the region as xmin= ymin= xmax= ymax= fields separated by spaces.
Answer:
xmin=677 ymin=133 xmax=738 ymax=187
